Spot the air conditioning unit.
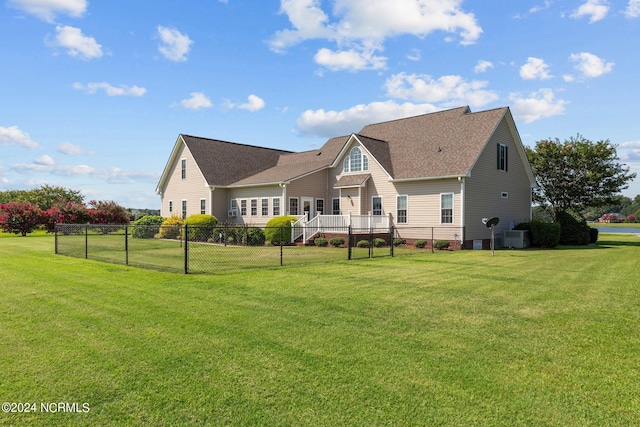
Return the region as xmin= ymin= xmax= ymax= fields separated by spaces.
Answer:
xmin=503 ymin=230 xmax=529 ymax=249
xmin=228 ymin=210 xmax=237 ymax=217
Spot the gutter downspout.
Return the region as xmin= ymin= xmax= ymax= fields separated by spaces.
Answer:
xmin=459 ymin=176 xmax=465 ymax=248
xmin=209 ymin=186 xmax=215 ymax=216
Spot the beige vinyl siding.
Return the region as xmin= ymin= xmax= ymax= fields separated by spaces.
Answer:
xmin=160 ymin=143 xmax=209 ymax=218
xmin=465 ymin=117 xmax=532 ymax=241
xmin=211 ymin=188 xmax=229 ymax=222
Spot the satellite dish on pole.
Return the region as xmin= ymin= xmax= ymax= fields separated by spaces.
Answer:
xmin=481 ymin=217 xmax=499 ymax=255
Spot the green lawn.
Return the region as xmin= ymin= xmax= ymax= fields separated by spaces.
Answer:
xmin=1 ymin=233 xmax=639 ymax=426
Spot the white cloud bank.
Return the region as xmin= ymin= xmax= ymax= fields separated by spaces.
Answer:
xmin=269 ymin=0 xmax=482 ymax=71
xmin=520 ymin=57 xmax=552 ymax=80
xmin=180 ymin=92 xmax=212 ymax=110
xmin=510 ymin=88 xmax=568 ymax=123
xmin=569 ymin=52 xmax=614 ymax=78
xmin=626 ymin=0 xmax=640 ymax=17
xmin=57 ymin=142 xmax=95 ymax=155
xmin=0 ymin=126 xmax=40 ymax=149
xmin=72 ymin=82 xmax=146 ymax=97
xmin=571 ymin=0 xmax=610 ymax=23
xmin=48 ymin=25 xmax=102 ymax=60
xmin=157 ymin=26 xmax=193 ymax=62
xmin=8 ymin=0 xmax=87 ymax=22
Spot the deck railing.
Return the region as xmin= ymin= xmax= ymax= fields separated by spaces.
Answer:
xmin=293 ymin=213 xmax=392 ymax=243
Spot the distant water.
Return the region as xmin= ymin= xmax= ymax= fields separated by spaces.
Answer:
xmin=595 ymin=227 xmax=640 ymax=234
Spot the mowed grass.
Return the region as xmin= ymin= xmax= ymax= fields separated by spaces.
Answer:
xmin=1 ymin=233 xmax=639 ymax=425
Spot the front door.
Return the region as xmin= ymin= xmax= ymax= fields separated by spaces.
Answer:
xmin=301 ymin=197 xmax=313 ymax=220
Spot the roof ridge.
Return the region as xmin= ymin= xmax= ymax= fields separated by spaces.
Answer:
xmin=359 ymin=106 xmax=470 ymax=131
xmin=180 ymin=134 xmax=294 ymax=153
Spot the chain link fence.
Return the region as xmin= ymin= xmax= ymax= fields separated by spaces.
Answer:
xmin=55 ymin=223 xmax=434 ymax=274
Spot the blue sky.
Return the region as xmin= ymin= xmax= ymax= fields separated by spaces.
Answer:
xmin=1 ymin=0 xmax=639 ymax=209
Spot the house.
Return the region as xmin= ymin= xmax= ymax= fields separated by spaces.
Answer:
xmin=155 ymin=106 xmax=536 ymax=249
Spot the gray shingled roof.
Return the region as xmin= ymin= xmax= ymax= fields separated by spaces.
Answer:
xmin=334 ymin=174 xmax=371 ymax=188
xmin=181 ymin=135 xmax=292 ymax=186
xmin=357 ymin=106 xmax=508 ymax=180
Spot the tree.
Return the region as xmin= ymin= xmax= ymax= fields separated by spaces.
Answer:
xmin=0 ymin=202 xmax=43 ymax=236
xmin=526 ymin=135 xmax=636 ymax=217
xmin=0 ymin=185 xmax=84 ymax=210
xmin=87 ymin=200 xmax=130 ymax=224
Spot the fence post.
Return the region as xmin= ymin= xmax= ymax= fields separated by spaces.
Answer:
xmin=184 ymin=224 xmax=189 ymax=274
xmin=389 ymin=225 xmax=394 ymax=257
xmin=280 ymin=226 xmax=283 ymax=266
xmin=369 ymin=226 xmax=373 ymax=258
xmin=54 ymin=224 xmax=58 ymax=254
xmin=431 ymin=227 xmax=434 ymax=253
xmin=125 ymin=226 xmax=129 ymax=266
xmin=85 ymin=225 xmax=88 ymax=259
xmin=348 ymin=225 xmax=352 ymax=260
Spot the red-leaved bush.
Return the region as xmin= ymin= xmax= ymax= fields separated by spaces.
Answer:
xmin=0 ymin=202 xmax=43 ymax=236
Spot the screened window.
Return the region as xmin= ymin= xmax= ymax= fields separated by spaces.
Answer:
xmin=240 ymin=200 xmax=247 ymax=216
xmin=200 ymin=199 xmax=206 ymax=215
xmin=396 ymin=195 xmax=407 ymax=224
xmin=343 ymin=146 xmax=369 ymax=173
xmin=262 ymin=198 xmax=269 ymax=216
xmin=251 ymin=199 xmax=257 ymax=216
xmin=316 ymin=199 xmax=324 ymax=215
xmin=372 ymin=196 xmax=382 ymax=216
xmin=497 ymin=143 xmax=508 ymax=171
xmin=332 ymin=198 xmax=340 ymax=215
xmin=441 ymin=193 xmax=453 ymax=224
xmin=230 ymin=199 xmax=238 ymax=214
xmin=181 ymin=200 xmax=187 ymax=219
xmin=272 ymin=198 xmax=280 ymax=216
xmin=181 ymin=159 xmax=186 ymax=179
xmin=289 ymin=198 xmax=299 ymax=216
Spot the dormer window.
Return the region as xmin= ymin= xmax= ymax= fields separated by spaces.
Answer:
xmin=343 ymin=146 xmax=369 ymax=173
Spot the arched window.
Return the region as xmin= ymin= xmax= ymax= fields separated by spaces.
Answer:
xmin=343 ymin=146 xmax=369 ymax=173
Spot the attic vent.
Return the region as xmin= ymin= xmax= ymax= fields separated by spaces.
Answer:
xmin=316 ymin=152 xmax=322 ymax=156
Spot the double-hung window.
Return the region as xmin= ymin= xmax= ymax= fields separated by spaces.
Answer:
xmin=289 ymin=198 xmax=299 ymax=216
xmin=332 ymin=198 xmax=340 ymax=215
xmin=396 ymin=195 xmax=407 ymax=224
xmin=272 ymin=198 xmax=280 ymax=216
xmin=251 ymin=199 xmax=257 ymax=216
xmin=240 ymin=200 xmax=247 ymax=216
xmin=262 ymin=198 xmax=269 ymax=216
xmin=200 ymin=199 xmax=206 ymax=214
xmin=441 ymin=193 xmax=453 ymax=224
xmin=316 ymin=199 xmax=324 ymax=215
xmin=372 ymin=196 xmax=382 ymax=216
xmin=181 ymin=200 xmax=187 ymax=219
xmin=181 ymin=159 xmax=186 ymax=179
xmin=497 ymin=143 xmax=508 ymax=171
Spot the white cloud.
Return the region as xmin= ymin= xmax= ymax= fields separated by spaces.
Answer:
xmin=57 ymin=142 xmax=95 ymax=155
xmin=7 ymin=0 xmax=87 ymax=22
xmin=474 ymin=60 xmax=493 ymax=74
xmin=269 ymin=0 xmax=482 ymax=72
xmin=180 ymin=92 xmax=212 ymax=110
xmin=0 ymin=126 xmax=40 ymax=149
xmin=510 ymin=88 xmax=568 ymax=123
xmin=519 ymin=57 xmax=552 ymax=80
xmin=407 ymin=48 xmax=421 ymax=61
xmin=72 ymin=82 xmax=146 ymax=97
xmin=571 ymin=0 xmax=610 ymax=23
xmin=49 ymin=25 xmax=103 ymax=60
xmin=384 ymin=72 xmax=499 ymax=107
xmin=626 ymin=0 xmax=640 ymax=17
xmin=157 ymin=26 xmax=193 ymax=62
xmin=297 ymin=101 xmax=440 ymax=137
xmin=569 ymin=52 xmax=614 ymax=78
xmin=314 ymin=47 xmax=387 ymax=71
xmin=620 ymin=140 xmax=640 ymax=148
xmin=238 ymin=95 xmax=266 ymax=112
xmin=34 ymin=154 xmax=54 ymax=166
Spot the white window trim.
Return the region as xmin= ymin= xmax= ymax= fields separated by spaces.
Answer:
xmin=181 ymin=158 xmax=186 ymax=179
xmin=272 ymin=197 xmax=280 ymax=216
xmin=200 ymin=198 xmax=206 ymax=215
xmin=372 ymin=196 xmax=383 ymax=216
xmin=332 ymin=198 xmax=340 ymax=215
xmin=396 ymin=195 xmax=408 ymax=224
xmin=440 ymin=192 xmax=454 ymax=225
xmin=240 ymin=199 xmax=247 ymax=216
xmin=289 ymin=197 xmax=299 ymax=216
xmin=315 ymin=198 xmax=324 ymax=215
xmin=181 ymin=199 xmax=187 ymax=219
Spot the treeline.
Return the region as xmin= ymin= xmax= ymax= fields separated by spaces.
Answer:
xmin=581 ymin=194 xmax=640 ymax=222
xmin=0 ymin=185 xmax=150 ymax=236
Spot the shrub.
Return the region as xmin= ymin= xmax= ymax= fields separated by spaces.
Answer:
xmin=373 ymin=238 xmax=386 ymax=247
xmin=356 ymin=239 xmax=370 ymax=248
xmin=556 ymin=209 xmax=590 ymax=245
xmin=246 ymin=227 xmax=266 ymax=246
xmin=393 ymin=238 xmax=405 ymax=246
xmin=414 ymin=239 xmax=427 ymax=249
xmin=589 ymin=227 xmax=599 ymax=244
xmin=434 ymin=240 xmax=450 ymax=250
xmin=88 ymin=200 xmax=130 ymax=225
xmin=265 ymin=216 xmax=298 ymax=245
xmin=159 ymin=215 xmax=184 ymax=239
xmin=132 ymin=215 xmax=165 ymax=239
xmin=329 ymin=237 xmax=345 ymax=247
xmin=51 ymin=201 xmax=90 ymax=225
xmin=0 ymin=202 xmax=43 ymax=236
xmin=517 ymin=220 xmax=561 ymax=248
xmin=184 ymin=214 xmax=218 ymax=241
xmin=314 ymin=237 xmax=328 ymax=247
